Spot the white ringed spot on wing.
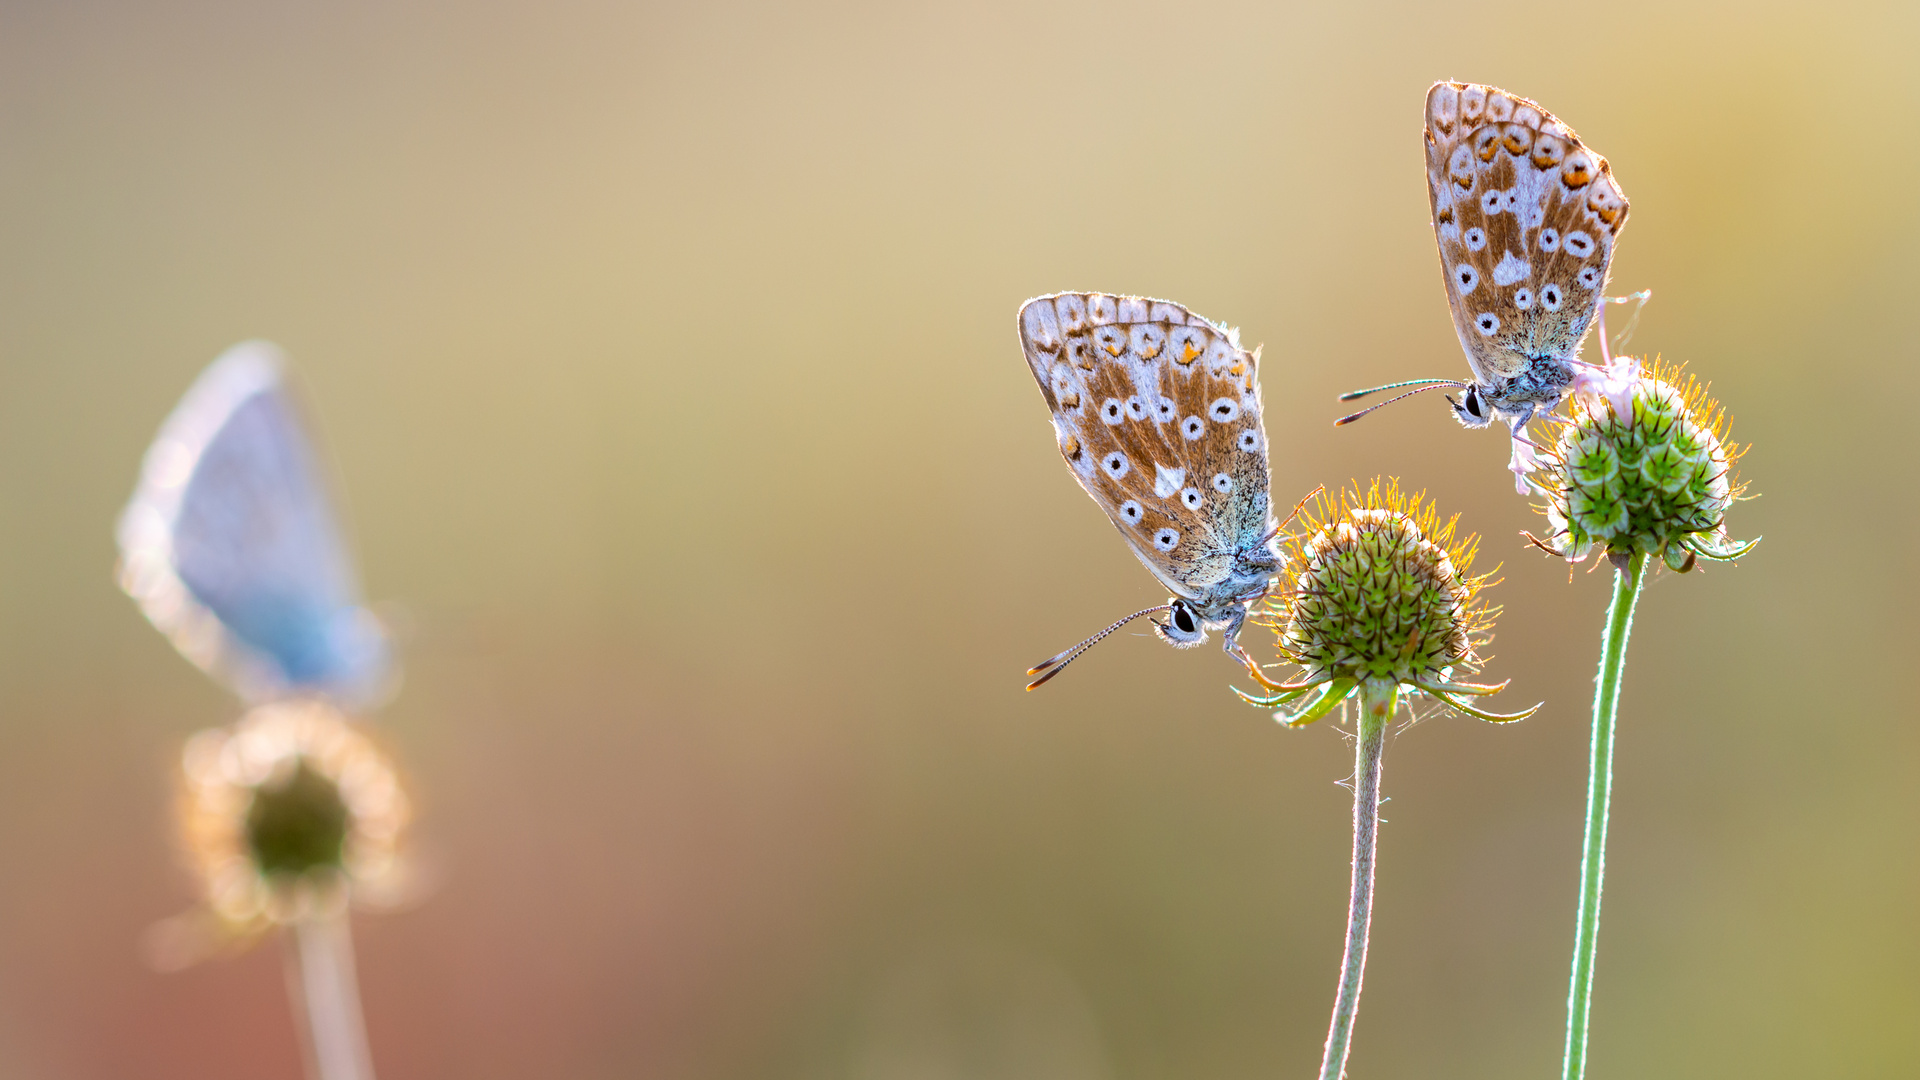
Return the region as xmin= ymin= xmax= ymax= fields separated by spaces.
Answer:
xmin=1181 ymin=415 xmax=1205 ymax=441
xmin=1102 ymin=452 xmax=1129 ymax=478
xmin=1564 ymin=231 xmax=1595 ymax=258
xmin=1209 ymin=397 xmax=1241 ymax=423
xmin=1475 ymin=312 xmax=1500 ymax=336
xmin=1153 ymin=528 xmax=1180 ymax=552
xmin=1154 ymin=396 xmax=1176 ymax=422
xmin=1129 ymin=324 xmax=1165 ymax=360
xmin=1212 ymin=473 xmax=1233 ymax=493
xmin=1464 ymin=227 xmax=1487 ymax=251
xmin=1237 ymin=429 xmax=1261 ymax=452
xmin=1119 ymin=499 xmax=1143 ymax=524
xmin=1100 ymin=398 xmax=1125 ymax=425
xmin=1455 ymin=264 xmax=1479 ymax=294
xmin=1577 ymin=266 xmax=1601 ymax=289
xmin=1541 ymin=283 xmax=1563 ymax=311
xmin=1513 ymin=287 xmax=1533 ymax=310
xmin=1125 ymin=396 xmax=1148 ymax=421
xmin=1180 ymin=487 xmax=1203 ymax=510
xmin=1539 ymin=228 xmax=1560 ymax=253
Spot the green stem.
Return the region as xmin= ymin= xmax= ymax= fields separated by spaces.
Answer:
xmin=1319 ymin=678 xmax=1395 ymax=1080
xmin=1562 ymin=553 xmax=1647 ymax=1080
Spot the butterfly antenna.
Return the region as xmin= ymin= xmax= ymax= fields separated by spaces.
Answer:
xmin=1334 ymin=382 xmax=1465 ymax=426
xmin=1337 ymin=378 xmax=1464 ymax=403
xmin=1025 ymin=604 xmax=1171 ymax=691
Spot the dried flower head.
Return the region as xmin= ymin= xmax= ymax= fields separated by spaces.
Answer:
xmin=1536 ymin=358 xmax=1758 ymax=571
xmin=1240 ymin=479 xmax=1538 ymax=726
xmin=177 ymin=700 xmax=411 ymax=937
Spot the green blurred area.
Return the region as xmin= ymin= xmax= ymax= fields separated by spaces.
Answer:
xmin=0 ymin=0 xmax=1915 ymax=1076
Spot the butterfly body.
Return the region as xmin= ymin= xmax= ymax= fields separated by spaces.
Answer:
xmin=1017 ymin=293 xmax=1279 ymax=673
xmin=117 ymin=342 xmax=392 ymax=709
xmin=1423 ymin=81 xmax=1629 ymax=432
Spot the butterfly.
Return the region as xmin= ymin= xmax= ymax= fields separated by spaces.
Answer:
xmin=117 ymin=341 xmax=393 ymax=710
xmin=1339 ymin=81 xmax=1632 ymax=488
xmin=1016 ymin=293 xmax=1286 ymax=690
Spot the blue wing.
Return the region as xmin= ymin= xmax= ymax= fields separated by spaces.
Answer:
xmin=116 ymin=341 xmax=392 ymax=708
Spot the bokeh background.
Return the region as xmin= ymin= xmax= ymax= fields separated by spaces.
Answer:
xmin=1 ymin=0 xmax=1914 ymax=1076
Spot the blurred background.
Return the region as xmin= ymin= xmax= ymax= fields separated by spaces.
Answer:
xmin=0 ymin=0 xmax=1914 ymax=1076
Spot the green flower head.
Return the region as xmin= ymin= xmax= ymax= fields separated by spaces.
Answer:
xmin=1239 ymin=479 xmax=1538 ymax=727
xmin=1536 ymin=359 xmax=1758 ymax=571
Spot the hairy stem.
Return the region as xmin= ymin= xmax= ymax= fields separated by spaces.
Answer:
xmin=1562 ymin=553 xmax=1647 ymax=1080
xmin=1319 ymin=678 xmax=1395 ymax=1080
xmin=287 ymin=909 xmax=378 ymax=1080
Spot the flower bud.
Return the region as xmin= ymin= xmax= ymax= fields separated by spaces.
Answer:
xmin=1245 ymin=480 xmax=1535 ymax=727
xmin=179 ymin=700 xmax=411 ymax=930
xmin=1541 ymin=360 xmax=1756 ymax=571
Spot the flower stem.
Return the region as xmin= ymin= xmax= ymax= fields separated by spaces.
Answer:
xmin=1319 ymin=678 xmax=1395 ymax=1080
xmin=1562 ymin=552 xmax=1647 ymax=1080
xmin=287 ymin=909 xmax=378 ymax=1080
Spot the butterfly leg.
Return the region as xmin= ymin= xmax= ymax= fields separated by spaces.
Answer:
xmin=1504 ymin=407 xmax=1543 ymax=495
xmin=1220 ymin=609 xmax=1291 ymax=692
xmin=1228 ymin=639 xmax=1291 ymax=692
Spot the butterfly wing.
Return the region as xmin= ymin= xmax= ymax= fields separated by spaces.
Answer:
xmin=1018 ymin=293 xmax=1276 ymax=604
xmin=116 ymin=341 xmax=392 ymax=708
xmin=1424 ymin=82 xmax=1630 ymax=382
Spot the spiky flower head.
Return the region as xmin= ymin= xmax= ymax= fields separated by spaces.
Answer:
xmin=176 ymin=700 xmax=411 ymax=939
xmin=1538 ymin=358 xmax=1757 ymax=571
xmin=1239 ymin=479 xmax=1537 ymax=727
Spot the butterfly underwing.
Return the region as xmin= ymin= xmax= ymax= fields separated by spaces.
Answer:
xmin=117 ymin=341 xmax=392 ymax=709
xmin=1426 ymin=80 xmax=1630 ymax=428
xmin=1017 ymin=292 xmax=1281 ymax=688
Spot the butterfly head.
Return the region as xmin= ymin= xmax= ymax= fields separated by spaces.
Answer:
xmin=1150 ymin=598 xmax=1209 ymax=648
xmin=1448 ymin=384 xmax=1495 ymax=428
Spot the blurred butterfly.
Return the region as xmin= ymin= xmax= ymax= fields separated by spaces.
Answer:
xmin=1017 ymin=293 xmax=1286 ymax=690
xmin=1338 ymin=81 xmax=1634 ymax=489
xmin=117 ymin=341 xmax=393 ymax=709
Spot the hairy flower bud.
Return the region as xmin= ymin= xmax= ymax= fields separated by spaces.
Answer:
xmin=1539 ymin=360 xmax=1756 ymax=571
xmin=1242 ymin=480 xmax=1536 ymax=727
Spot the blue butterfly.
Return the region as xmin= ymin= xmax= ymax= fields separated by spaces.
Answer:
xmin=117 ymin=342 xmax=392 ymax=709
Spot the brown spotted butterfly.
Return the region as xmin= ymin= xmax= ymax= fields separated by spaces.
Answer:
xmin=1017 ymin=293 xmax=1282 ymax=689
xmin=1339 ymin=81 xmax=1633 ymax=490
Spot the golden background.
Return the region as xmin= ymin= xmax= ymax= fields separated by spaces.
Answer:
xmin=0 ymin=0 xmax=1913 ymax=1076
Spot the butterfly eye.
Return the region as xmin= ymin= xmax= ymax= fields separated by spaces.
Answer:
xmin=1153 ymin=528 xmax=1180 ymax=552
xmin=1181 ymin=416 xmax=1205 ymax=441
xmin=1212 ymin=473 xmax=1233 ymax=494
xmin=1171 ymin=602 xmax=1197 ymax=634
xmin=1209 ymin=398 xmax=1241 ymax=422
xmin=1102 ymin=452 xmax=1129 ymax=478
xmin=1100 ymin=399 xmax=1125 ymax=425
xmin=1539 ymin=228 xmax=1560 ymax=252
xmin=1119 ymin=499 xmax=1143 ymax=524
xmin=1180 ymin=487 xmax=1203 ymax=510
